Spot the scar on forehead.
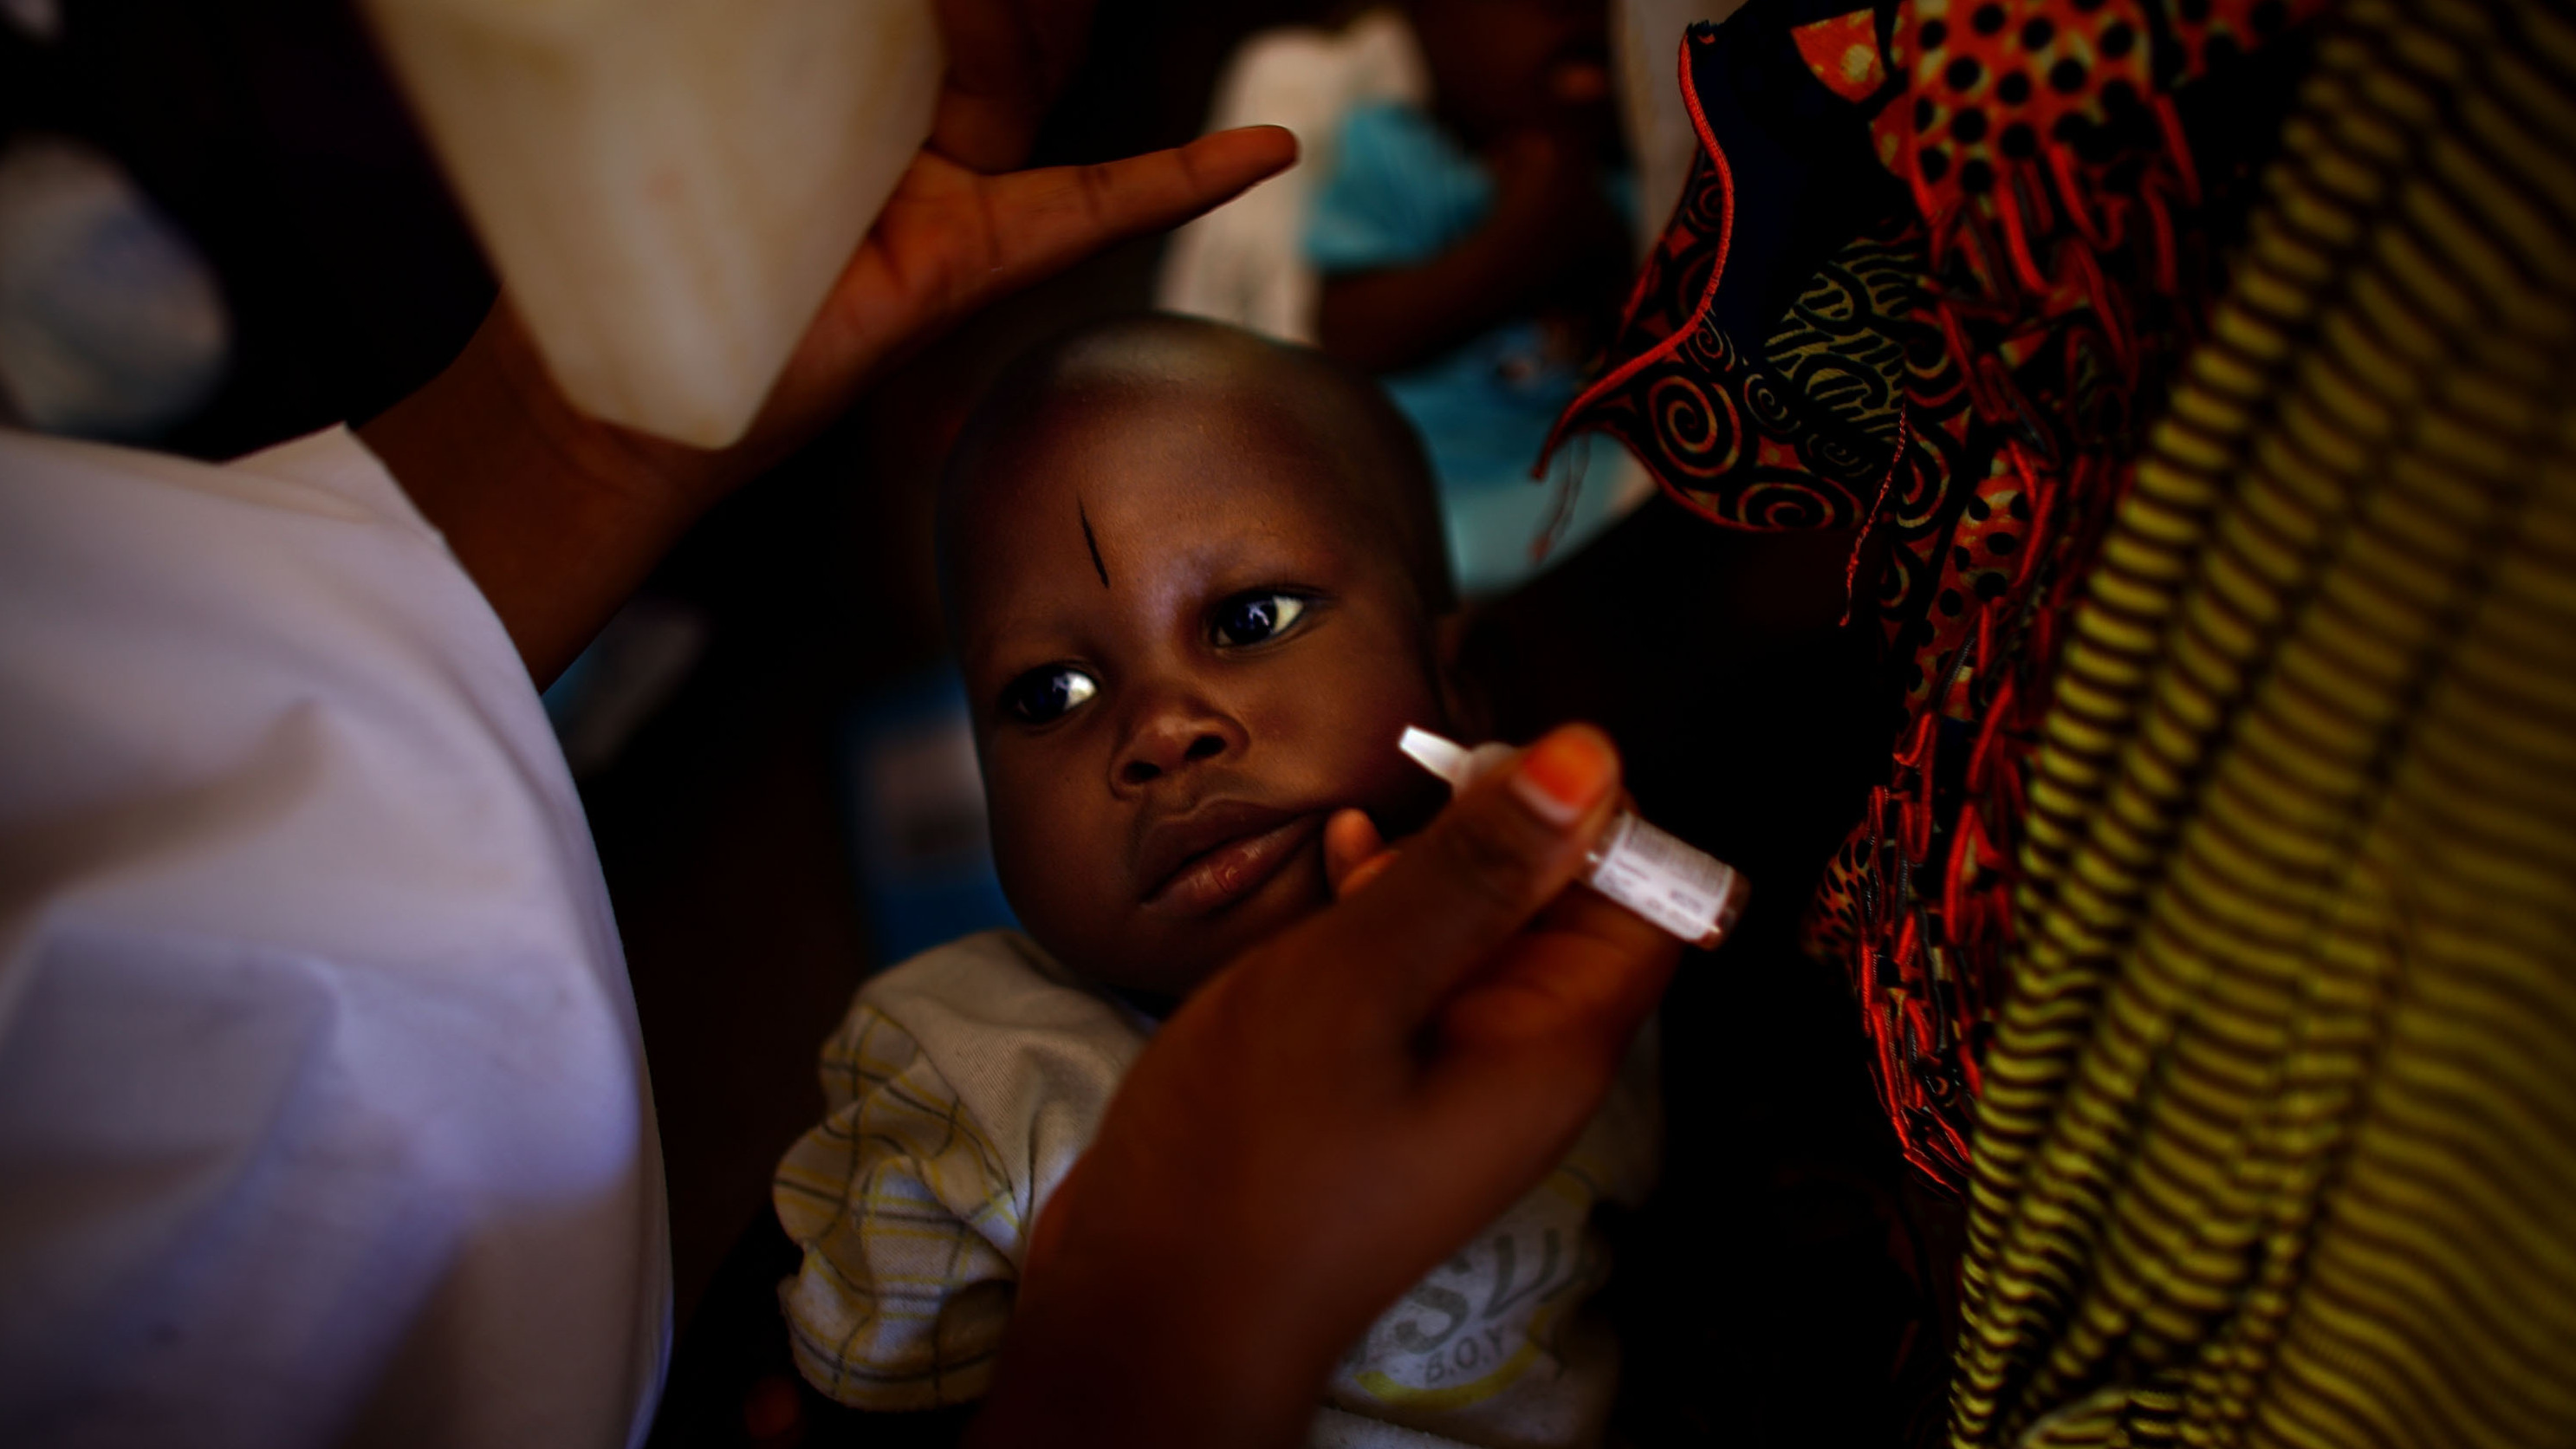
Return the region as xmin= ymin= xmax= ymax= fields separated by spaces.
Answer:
xmin=1079 ymin=498 xmax=1110 ymax=588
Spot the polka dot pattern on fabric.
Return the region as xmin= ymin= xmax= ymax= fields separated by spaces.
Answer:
xmin=1787 ymin=0 xmax=2331 ymax=1192
xmin=1791 ymin=8 xmax=1894 ymax=102
xmin=1574 ymin=0 xmax=2334 ymax=1202
xmin=1878 ymin=0 xmax=2169 ymax=230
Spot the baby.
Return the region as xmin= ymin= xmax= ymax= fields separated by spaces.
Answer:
xmin=1307 ymin=0 xmax=1637 ymax=595
xmin=772 ymin=315 xmax=1655 ymax=1447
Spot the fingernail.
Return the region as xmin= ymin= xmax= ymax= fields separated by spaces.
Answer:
xmin=1511 ymin=728 xmax=1613 ymax=827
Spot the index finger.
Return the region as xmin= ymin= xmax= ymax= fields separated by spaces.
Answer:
xmin=1283 ymin=724 xmax=1627 ymax=1032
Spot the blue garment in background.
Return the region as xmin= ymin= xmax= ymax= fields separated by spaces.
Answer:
xmin=840 ymin=667 xmax=1018 ymax=970
xmin=1305 ymin=101 xmax=1637 ymax=596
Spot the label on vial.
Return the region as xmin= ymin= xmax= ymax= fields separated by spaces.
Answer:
xmin=1585 ymin=814 xmax=1743 ymax=946
xmin=1397 ymin=724 xmax=1748 ymax=948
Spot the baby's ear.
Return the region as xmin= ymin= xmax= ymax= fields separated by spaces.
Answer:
xmin=1433 ymin=610 xmax=1495 ymax=743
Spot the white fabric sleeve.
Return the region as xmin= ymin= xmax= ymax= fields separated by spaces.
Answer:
xmin=772 ymin=1004 xmax=1023 ymax=1410
xmin=0 ymin=425 xmax=667 ymax=1449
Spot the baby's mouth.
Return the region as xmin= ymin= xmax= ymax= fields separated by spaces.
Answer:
xmin=1138 ymin=805 xmax=1324 ymax=918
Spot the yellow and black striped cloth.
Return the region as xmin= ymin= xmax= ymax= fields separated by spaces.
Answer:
xmin=1952 ymin=0 xmax=2576 ymax=1441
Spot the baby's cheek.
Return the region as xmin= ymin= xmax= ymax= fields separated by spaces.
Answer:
xmin=1335 ymin=692 xmax=1451 ymax=826
xmin=1326 ymin=665 xmax=1446 ymax=785
xmin=988 ymin=797 xmax=1113 ymax=939
xmin=1268 ymin=625 xmax=1440 ymax=755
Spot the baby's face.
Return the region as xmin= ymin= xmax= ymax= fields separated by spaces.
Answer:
xmin=949 ymin=390 xmax=1448 ymax=998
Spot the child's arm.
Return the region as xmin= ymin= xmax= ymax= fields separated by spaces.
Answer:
xmin=772 ymin=1009 xmax=1025 ymax=1415
xmin=1315 ymin=127 xmax=1630 ymax=374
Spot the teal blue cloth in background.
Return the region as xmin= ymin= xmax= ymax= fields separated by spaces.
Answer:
xmin=1304 ymin=101 xmax=1638 ymax=595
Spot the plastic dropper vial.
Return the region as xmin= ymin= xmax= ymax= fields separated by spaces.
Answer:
xmin=1398 ymin=726 xmax=1749 ymax=950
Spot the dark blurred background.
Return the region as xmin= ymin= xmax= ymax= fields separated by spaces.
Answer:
xmin=2 ymin=5 xmax=1934 ymax=1443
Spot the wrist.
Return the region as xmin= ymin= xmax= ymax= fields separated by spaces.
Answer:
xmin=971 ymin=1223 xmax=1346 ymax=1447
xmin=470 ymin=302 xmax=757 ymax=508
xmin=360 ymin=303 xmax=746 ymax=684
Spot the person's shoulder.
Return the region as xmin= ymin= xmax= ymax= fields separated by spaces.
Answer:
xmin=0 ymin=421 xmax=603 ymax=1017
xmin=820 ymin=931 xmax=1142 ymax=1229
xmin=860 ymin=928 xmax=1076 ymax=1017
xmin=856 ymin=929 xmax=1146 ymax=1068
xmin=0 ymin=425 xmax=421 ymax=534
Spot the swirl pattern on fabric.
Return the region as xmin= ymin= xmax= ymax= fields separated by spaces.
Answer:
xmin=1551 ymin=0 xmax=2322 ymax=1193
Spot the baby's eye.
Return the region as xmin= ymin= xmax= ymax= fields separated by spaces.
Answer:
xmin=1211 ymin=593 xmax=1309 ymax=647
xmin=1001 ymin=666 xmax=1099 ymax=724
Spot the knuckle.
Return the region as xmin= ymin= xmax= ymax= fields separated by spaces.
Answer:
xmin=1074 ymin=161 xmax=1118 ymax=214
xmin=1430 ymin=799 xmax=1548 ymax=916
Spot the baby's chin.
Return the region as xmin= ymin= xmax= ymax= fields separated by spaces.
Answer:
xmin=1077 ymin=833 xmax=1336 ymax=1003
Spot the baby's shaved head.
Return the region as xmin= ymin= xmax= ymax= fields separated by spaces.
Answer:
xmin=938 ymin=314 xmax=1453 ymax=623
xmin=933 ymin=315 xmax=1460 ymax=992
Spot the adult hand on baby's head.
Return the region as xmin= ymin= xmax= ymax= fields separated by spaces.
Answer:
xmin=362 ymin=0 xmax=1296 ymax=686
xmin=970 ymin=725 xmax=1679 ymax=1449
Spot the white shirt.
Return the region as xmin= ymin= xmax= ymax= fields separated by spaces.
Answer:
xmin=0 ymin=426 xmax=669 ymax=1447
xmin=774 ymin=930 xmax=1659 ymax=1448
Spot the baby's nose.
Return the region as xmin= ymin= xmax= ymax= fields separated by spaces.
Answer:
xmin=1119 ymin=731 xmax=1226 ymax=785
xmin=1113 ymin=702 xmax=1243 ymax=788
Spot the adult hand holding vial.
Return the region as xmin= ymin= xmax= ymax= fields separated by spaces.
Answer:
xmin=1389 ymin=726 xmax=1748 ymax=950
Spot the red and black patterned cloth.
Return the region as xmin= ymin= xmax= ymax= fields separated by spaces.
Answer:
xmin=1546 ymin=0 xmax=2322 ymax=1191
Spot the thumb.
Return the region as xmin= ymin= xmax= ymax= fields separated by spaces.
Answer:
xmin=1289 ymin=724 xmax=1625 ymax=1030
xmin=1323 ymin=809 xmax=1385 ymax=895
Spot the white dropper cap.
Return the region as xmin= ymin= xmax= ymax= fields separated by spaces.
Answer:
xmin=1394 ymin=724 xmax=1749 ymax=949
xmin=1399 ymin=726 xmax=1519 ymax=792
xmin=1398 ymin=726 xmax=1472 ymax=786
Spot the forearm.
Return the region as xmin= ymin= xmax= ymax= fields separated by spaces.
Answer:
xmin=1314 ymin=219 xmax=1561 ymax=374
xmin=966 ymin=1265 xmax=1334 ymax=1449
xmin=968 ymin=1160 xmax=1373 ymax=1449
xmin=358 ymin=305 xmax=749 ymax=687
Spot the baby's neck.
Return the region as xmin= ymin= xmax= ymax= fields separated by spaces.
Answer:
xmin=1104 ymin=983 xmax=1183 ymax=1022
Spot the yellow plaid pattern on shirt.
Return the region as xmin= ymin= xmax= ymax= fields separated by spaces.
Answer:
xmin=770 ymin=929 xmax=1654 ymax=1443
xmin=772 ymin=1004 xmax=1023 ymax=1410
